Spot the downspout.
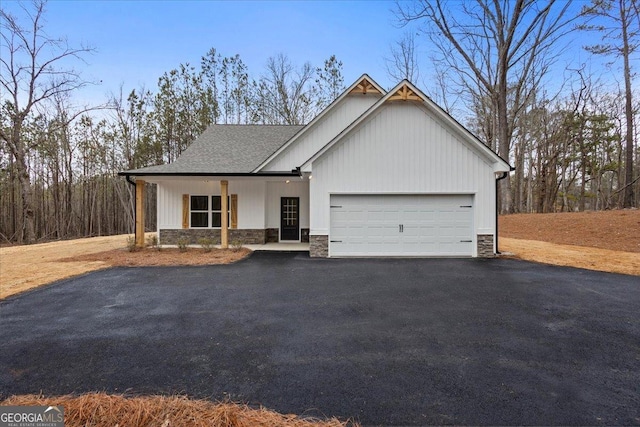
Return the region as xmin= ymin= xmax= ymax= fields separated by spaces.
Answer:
xmin=495 ymin=171 xmax=510 ymax=254
xmin=125 ymin=175 xmax=137 ymax=239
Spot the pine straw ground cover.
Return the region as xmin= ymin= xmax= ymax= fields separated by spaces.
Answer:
xmin=60 ymin=246 xmax=252 ymax=267
xmin=1 ymin=393 xmax=357 ymax=427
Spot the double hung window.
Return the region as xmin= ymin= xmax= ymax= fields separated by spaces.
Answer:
xmin=190 ymin=195 xmax=230 ymax=228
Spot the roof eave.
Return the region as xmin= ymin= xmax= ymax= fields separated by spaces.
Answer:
xmin=117 ymin=171 xmax=300 ymax=177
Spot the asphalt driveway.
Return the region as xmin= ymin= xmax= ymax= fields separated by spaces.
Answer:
xmin=1 ymin=252 xmax=638 ymax=426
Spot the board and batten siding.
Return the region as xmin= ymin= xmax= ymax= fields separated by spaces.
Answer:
xmin=265 ymin=181 xmax=309 ymax=229
xmin=153 ymin=179 xmax=267 ymax=229
xmin=309 ymin=102 xmax=499 ymax=253
xmin=263 ymin=95 xmax=381 ymax=172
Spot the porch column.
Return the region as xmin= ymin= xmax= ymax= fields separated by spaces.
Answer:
xmin=135 ymin=179 xmax=145 ymax=248
xmin=221 ymin=180 xmax=229 ymax=249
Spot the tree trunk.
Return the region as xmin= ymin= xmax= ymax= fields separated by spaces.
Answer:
xmin=9 ymin=156 xmax=17 ymax=240
xmin=9 ymin=120 xmax=36 ymax=244
xmin=497 ymin=74 xmax=512 ymax=214
xmin=579 ymin=130 xmax=587 ymax=211
xmin=580 ymin=163 xmax=587 ymax=211
xmin=621 ymin=0 xmax=635 ymax=207
xmin=515 ymin=138 xmax=526 ymax=212
xmin=17 ymin=162 xmax=36 ymax=244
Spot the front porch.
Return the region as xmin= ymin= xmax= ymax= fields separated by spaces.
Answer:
xmin=134 ymin=176 xmax=311 ymax=248
xmin=157 ymin=242 xmax=310 ymax=252
xmin=245 ymin=242 xmax=310 ymax=252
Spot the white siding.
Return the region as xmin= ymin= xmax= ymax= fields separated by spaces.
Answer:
xmin=263 ymin=95 xmax=380 ymax=172
xmin=154 ymin=179 xmax=266 ymax=229
xmin=265 ymin=181 xmax=309 ymax=228
xmin=310 ymin=102 xmax=498 ymax=254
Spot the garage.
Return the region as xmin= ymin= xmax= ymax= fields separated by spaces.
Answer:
xmin=329 ymin=194 xmax=474 ymax=257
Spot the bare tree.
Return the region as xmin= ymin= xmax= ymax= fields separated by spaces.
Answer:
xmin=396 ymin=0 xmax=575 ymax=213
xmin=580 ymin=0 xmax=639 ymax=208
xmin=385 ymin=31 xmax=421 ymax=83
xmin=0 ymin=0 xmax=93 ymax=243
xmin=256 ymin=54 xmax=316 ymax=125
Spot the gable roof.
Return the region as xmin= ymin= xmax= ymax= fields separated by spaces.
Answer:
xmin=253 ymin=74 xmax=385 ymax=172
xmin=120 ymin=77 xmax=511 ymax=178
xmin=120 ymin=124 xmax=303 ymax=176
xmin=301 ymin=80 xmax=511 ymax=172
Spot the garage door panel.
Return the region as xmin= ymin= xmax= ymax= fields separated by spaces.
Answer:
xmin=403 ymin=225 xmax=437 ymax=237
xmin=330 ymin=194 xmax=473 ymax=257
xmin=403 ymin=210 xmax=436 ymax=222
xmin=402 ymin=241 xmax=437 ymax=254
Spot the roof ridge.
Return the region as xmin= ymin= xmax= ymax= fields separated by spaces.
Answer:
xmin=209 ymin=123 xmax=304 ymax=127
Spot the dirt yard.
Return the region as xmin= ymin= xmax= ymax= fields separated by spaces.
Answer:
xmin=499 ymin=209 xmax=640 ymax=253
xmin=0 ymin=235 xmax=249 ymax=299
xmin=499 ymin=209 xmax=640 ymax=275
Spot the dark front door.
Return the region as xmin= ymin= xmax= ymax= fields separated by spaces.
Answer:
xmin=280 ymin=197 xmax=300 ymax=241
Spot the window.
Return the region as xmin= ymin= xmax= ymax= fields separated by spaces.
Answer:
xmin=212 ymin=196 xmax=222 ymax=227
xmin=283 ymin=198 xmax=298 ymax=226
xmin=190 ymin=195 xmax=230 ymax=228
xmin=190 ymin=196 xmax=209 ymax=227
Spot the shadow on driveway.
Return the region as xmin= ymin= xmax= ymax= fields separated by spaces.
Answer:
xmin=1 ymin=252 xmax=639 ymax=425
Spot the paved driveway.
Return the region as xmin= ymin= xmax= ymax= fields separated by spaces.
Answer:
xmin=1 ymin=253 xmax=639 ymax=425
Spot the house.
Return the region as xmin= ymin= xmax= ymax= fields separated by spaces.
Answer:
xmin=119 ymin=75 xmax=512 ymax=258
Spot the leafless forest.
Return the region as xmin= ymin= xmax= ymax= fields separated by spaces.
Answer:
xmin=1 ymin=0 xmax=638 ymax=243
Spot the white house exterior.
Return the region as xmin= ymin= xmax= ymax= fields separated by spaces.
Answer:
xmin=120 ymin=75 xmax=511 ymax=258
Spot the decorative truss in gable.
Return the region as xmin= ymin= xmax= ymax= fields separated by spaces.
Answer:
xmin=349 ymin=77 xmax=382 ymax=95
xmin=387 ymin=84 xmax=422 ymax=102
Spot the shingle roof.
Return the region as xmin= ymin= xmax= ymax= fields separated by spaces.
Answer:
xmin=122 ymin=124 xmax=304 ymax=175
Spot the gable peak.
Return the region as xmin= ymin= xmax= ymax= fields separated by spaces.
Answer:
xmin=387 ymin=83 xmax=423 ymax=102
xmin=349 ymin=76 xmax=382 ymax=95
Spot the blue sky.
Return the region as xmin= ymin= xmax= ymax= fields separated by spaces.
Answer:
xmin=1 ymin=0 xmax=627 ymax=109
xmin=5 ymin=0 xmax=408 ymax=103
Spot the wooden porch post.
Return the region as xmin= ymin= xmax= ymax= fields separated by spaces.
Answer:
xmin=221 ymin=180 xmax=228 ymax=249
xmin=135 ymin=179 xmax=145 ymax=248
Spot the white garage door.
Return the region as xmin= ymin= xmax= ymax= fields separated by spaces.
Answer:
xmin=329 ymin=194 xmax=474 ymax=257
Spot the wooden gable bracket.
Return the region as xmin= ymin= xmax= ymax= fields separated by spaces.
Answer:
xmin=387 ymin=84 xmax=422 ymax=102
xmin=349 ymin=77 xmax=382 ymax=95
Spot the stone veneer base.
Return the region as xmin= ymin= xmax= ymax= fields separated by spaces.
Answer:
xmin=160 ymin=229 xmax=267 ymax=245
xmin=309 ymin=235 xmax=328 ymax=258
xmin=477 ymin=234 xmax=495 ymax=258
xmin=265 ymin=228 xmax=279 ymax=243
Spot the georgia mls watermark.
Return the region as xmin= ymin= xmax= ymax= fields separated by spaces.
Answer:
xmin=0 ymin=406 xmax=64 ymax=427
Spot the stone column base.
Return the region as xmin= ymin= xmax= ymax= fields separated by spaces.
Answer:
xmin=265 ymin=228 xmax=279 ymax=243
xmin=477 ymin=234 xmax=495 ymax=258
xmin=310 ymin=235 xmax=328 ymax=258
